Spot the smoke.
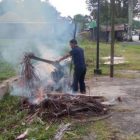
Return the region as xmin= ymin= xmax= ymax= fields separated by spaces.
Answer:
xmin=0 ymin=0 xmax=74 ymax=66
xmin=0 ymin=0 xmax=75 ymax=99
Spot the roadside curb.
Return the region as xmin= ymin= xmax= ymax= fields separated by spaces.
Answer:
xmin=0 ymin=77 xmax=18 ymax=99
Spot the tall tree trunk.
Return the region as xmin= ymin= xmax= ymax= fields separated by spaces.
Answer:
xmin=128 ymin=0 xmax=133 ymax=41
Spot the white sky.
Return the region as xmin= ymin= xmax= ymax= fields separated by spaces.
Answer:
xmin=48 ymin=0 xmax=90 ymax=17
xmin=0 ymin=0 xmax=89 ymax=17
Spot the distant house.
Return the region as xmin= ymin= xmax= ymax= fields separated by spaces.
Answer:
xmin=0 ymin=12 xmax=26 ymax=38
xmin=0 ymin=12 xmax=50 ymax=39
xmin=101 ymin=24 xmax=127 ymax=42
xmin=86 ymin=21 xmax=127 ymax=42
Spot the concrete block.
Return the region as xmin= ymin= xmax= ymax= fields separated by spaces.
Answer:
xmin=0 ymin=84 xmax=8 ymax=99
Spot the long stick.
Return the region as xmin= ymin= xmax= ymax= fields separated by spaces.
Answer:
xmin=30 ymin=56 xmax=55 ymax=64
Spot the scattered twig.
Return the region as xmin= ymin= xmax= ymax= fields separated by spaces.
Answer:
xmin=53 ymin=123 xmax=71 ymax=140
xmin=25 ymin=109 xmax=39 ymax=124
xmin=16 ymin=129 xmax=29 ymax=140
xmin=72 ymin=113 xmax=113 ymax=125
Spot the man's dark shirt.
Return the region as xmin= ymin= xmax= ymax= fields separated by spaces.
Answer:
xmin=70 ymin=46 xmax=86 ymax=70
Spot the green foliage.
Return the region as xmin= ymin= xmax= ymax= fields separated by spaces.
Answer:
xmin=133 ymin=20 xmax=140 ymax=29
xmin=86 ymin=0 xmax=139 ymax=25
xmin=73 ymin=14 xmax=90 ymax=32
xmin=86 ymin=0 xmax=111 ymax=24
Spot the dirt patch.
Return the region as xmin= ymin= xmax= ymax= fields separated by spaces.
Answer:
xmin=116 ymin=70 xmax=140 ymax=78
xmin=88 ymin=76 xmax=140 ymax=136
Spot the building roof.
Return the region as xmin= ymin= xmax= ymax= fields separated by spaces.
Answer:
xmin=101 ymin=24 xmax=126 ymax=32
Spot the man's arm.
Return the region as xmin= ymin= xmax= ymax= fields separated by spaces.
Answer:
xmin=57 ymin=54 xmax=71 ymax=62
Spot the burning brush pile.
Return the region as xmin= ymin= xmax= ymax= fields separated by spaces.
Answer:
xmin=16 ymin=53 xmax=109 ymax=119
xmin=21 ymin=53 xmax=40 ymax=90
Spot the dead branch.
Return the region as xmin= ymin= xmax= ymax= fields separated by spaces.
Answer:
xmin=53 ymin=123 xmax=71 ymax=140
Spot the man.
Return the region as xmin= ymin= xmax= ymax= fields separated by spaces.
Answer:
xmin=57 ymin=39 xmax=86 ymax=94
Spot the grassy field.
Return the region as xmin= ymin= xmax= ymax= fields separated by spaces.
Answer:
xmin=0 ymin=39 xmax=16 ymax=82
xmin=80 ymin=40 xmax=140 ymax=78
xmin=0 ymin=61 xmax=15 ymax=82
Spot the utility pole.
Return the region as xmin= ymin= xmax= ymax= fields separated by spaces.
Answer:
xmin=94 ymin=0 xmax=102 ymax=75
xmin=110 ymin=0 xmax=115 ymax=77
xmin=128 ymin=0 xmax=133 ymax=41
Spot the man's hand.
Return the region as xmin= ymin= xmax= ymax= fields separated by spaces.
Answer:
xmin=56 ymin=54 xmax=70 ymax=63
xmin=55 ymin=59 xmax=61 ymax=63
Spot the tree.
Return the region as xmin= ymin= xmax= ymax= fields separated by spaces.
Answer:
xmin=134 ymin=1 xmax=140 ymax=17
xmin=73 ymin=14 xmax=89 ymax=31
xmin=128 ymin=0 xmax=133 ymax=40
xmin=86 ymin=0 xmax=110 ymax=24
xmin=86 ymin=0 xmax=139 ymax=25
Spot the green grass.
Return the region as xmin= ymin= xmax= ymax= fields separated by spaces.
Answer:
xmin=91 ymin=121 xmax=116 ymax=140
xmin=63 ymin=120 xmax=116 ymax=140
xmin=0 ymin=94 xmax=117 ymax=140
xmin=0 ymin=94 xmax=107 ymax=140
xmin=0 ymin=94 xmax=59 ymax=140
xmin=63 ymin=123 xmax=90 ymax=140
xmin=0 ymin=61 xmax=16 ymax=82
xmin=1 ymin=93 xmax=140 ymax=140
xmin=80 ymin=40 xmax=140 ymax=78
xmin=0 ymin=95 xmax=27 ymax=140
xmin=0 ymin=94 xmax=90 ymax=140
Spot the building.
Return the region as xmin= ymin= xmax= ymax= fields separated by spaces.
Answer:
xmin=101 ymin=24 xmax=127 ymax=42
